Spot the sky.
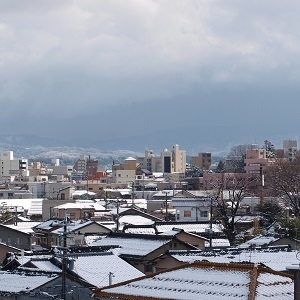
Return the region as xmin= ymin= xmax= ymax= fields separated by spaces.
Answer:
xmin=1 ymin=0 xmax=300 ymax=153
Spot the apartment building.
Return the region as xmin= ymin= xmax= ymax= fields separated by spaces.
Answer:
xmin=137 ymin=145 xmax=186 ymax=175
xmin=0 ymin=151 xmax=28 ymax=179
xmin=283 ymin=139 xmax=298 ymax=161
xmin=191 ymin=152 xmax=212 ymax=170
xmin=244 ymin=145 xmax=270 ymax=174
xmin=112 ymin=157 xmax=137 ymax=184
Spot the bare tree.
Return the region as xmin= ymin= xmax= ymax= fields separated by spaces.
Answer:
xmin=266 ymin=155 xmax=300 ymax=217
xmin=226 ymin=144 xmax=251 ymax=173
xmin=208 ymin=173 xmax=259 ymax=244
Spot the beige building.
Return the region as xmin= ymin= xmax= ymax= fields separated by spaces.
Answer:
xmin=172 ymin=144 xmax=186 ymax=173
xmin=191 ymin=152 xmax=212 ymax=170
xmin=137 ymin=145 xmax=186 ymax=175
xmin=112 ymin=157 xmax=137 ymax=184
xmin=0 ymin=151 xmax=28 ymax=179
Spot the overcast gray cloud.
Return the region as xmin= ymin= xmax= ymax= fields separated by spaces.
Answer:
xmin=0 ymin=0 xmax=300 ymax=151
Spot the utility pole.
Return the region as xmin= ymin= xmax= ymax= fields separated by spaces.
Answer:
xmin=165 ymin=191 xmax=168 ymax=222
xmin=209 ymin=197 xmax=213 ymax=249
xmin=131 ymin=182 xmax=135 ymax=206
xmin=61 ymin=217 xmax=67 ymax=300
xmin=116 ymin=197 xmax=119 ymax=232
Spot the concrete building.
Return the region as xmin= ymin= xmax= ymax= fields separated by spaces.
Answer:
xmin=191 ymin=152 xmax=212 ymax=170
xmin=0 ymin=151 xmax=28 ymax=179
xmin=112 ymin=157 xmax=137 ymax=184
xmin=283 ymin=139 xmax=298 ymax=161
xmin=172 ymin=144 xmax=186 ymax=173
xmin=73 ymin=154 xmax=87 ymax=173
xmin=244 ymin=144 xmax=270 ymax=174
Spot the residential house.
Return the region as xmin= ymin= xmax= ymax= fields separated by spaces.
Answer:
xmin=20 ymin=251 xmax=144 ymax=290
xmin=0 ymin=224 xmax=33 ymax=251
xmin=52 ymin=200 xmax=106 ymax=220
xmin=33 ymin=218 xmax=111 ymax=248
xmin=95 ymin=261 xmax=293 ymax=299
xmin=51 ymin=220 xmax=111 ymax=247
xmin=91 ymin=232 xmax=197 ymax=274
xmin=0 ymin=269 xmax=91 ymax=299
xmin=169 ymin=245 xmax=298 ymax=272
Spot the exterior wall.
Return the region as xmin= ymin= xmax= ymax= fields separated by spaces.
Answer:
xmin=191 ymin=153 xmax=212 ymax=170
xmin=0 ymin=225 xmax=32 ymax=250
xmin=176 ymin=232 xmax=206 ymax=249
xmin=0 ymin=151 xmax=28 ymax=178
xmin=172 ymin=145 xmax=186 ymax=173
xmin=0 ymin=244 xmax=21 ymax=264
xmin=283 ymin=139 xmax=298 ymax=161
xmin=74 ymin=155 xmax=87 ymax=172
xmin=112 ymin=158 xmax=137 ymax=184
xmin=113 ymin=169 xmax=136 ymax=184
xmin=154 ymin=255 xmax=184 ymax=273
xmin=175 ymin=206 xmax=210 ymax=222
xmin=54 ymin=208 xmax=95 ymax=220
xmin=125 ymin=239 xmax=194 ymax=274
xmin=42 ymin=199 xmax=76 ymax=220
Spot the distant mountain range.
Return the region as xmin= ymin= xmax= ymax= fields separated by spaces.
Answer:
xmin=0 ymin=131 xmax=290 ymax=165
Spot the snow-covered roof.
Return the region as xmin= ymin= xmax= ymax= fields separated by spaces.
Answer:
xmin=21 ymin=258 xmax=62 ymax=273
xmin=70 ymin=252 xmax=144 ymax=288
xmin=92 ymin=235 xmax=172 ymax=256
xmin=3 ymin=222 xmax=41 ymax=234
xmin=54 ymin=202 xmax=105 ymax=210
xmin=51 ymin=220 xmax=105 ymax=235
xmin=205 ymin=238 xmax=231 ymax=248
xmin=153 ymin=190 xmax=182 ymax=197
xmin=73 ymin=190 xmax=96 ymax=196
xmin=0 ymin=271 xmax=58 ymax=294
xmin=0 ymin=198 xmax=43 ymax=216
xmin=98 ymin=261 xmax=293 ymax=299
xmin=170 ymin=247 xmax=299 ymax=272
xmin=34 ymin=219 xmax=65 ymax=230
xmin=123 ymin=227 xmax=156 ymax=235
xmin=156 ymin=223 xmax=223 ymax=234
xmin=239 ymin=235 xmax=279 ymax=247
xmin=119 ymin=215 xmax=154 ymax=227
xmin=97 ymin=221 xmax=116 ymax=231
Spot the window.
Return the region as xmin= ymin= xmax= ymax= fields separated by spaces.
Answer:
xmin=200 ymin=211 xmax=208 ymax=218
xmin=7 ymin=238 xmax=11 ymax=245
xmin=184 ymin=210 xmax=191 ymax=217
xmin=66 ymin=213 xmax=76 ymax=219
xmin=8 ymin=193 xmax=13 ymax=197
xmin=144 ymin=265 xmax=152 ymax=273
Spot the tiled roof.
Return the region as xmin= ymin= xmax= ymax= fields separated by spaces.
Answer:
xmin=70 ymin=252 xmax=144 ymax=288
xmin=96 ymin=261 xmax=293 ymax=299
xmin=92 ymin=235 xmax=172 ymax=256
xmin=156 ymin=223 xmax=223 ymax=234
xmin=3 ymin=222 xmax=41 ymax=234
xmin=170 ymin=247 xmax=299 ymax=272
xmin=0 ymin=271 xmax=58 ymax=294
